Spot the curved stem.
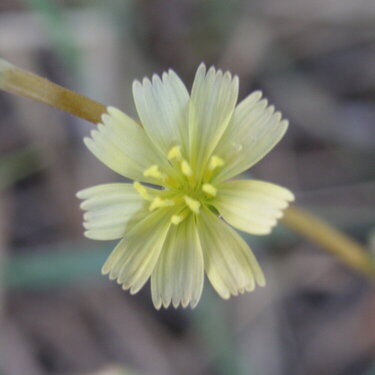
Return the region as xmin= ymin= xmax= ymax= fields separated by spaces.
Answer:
xmin=282 ymin=206 xmax=375 ymax=280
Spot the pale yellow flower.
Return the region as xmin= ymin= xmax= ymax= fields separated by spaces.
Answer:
xmin=77 ymin=63 xmax=294 ymax=309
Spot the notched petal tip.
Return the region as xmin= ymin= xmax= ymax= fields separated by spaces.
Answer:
xmin=79 ymin=200 xmax=91 ymax=210
xmin=97 ymin=123 xmax=106 ymax=133
xmin=189 ymin=299 xmax=199 ymax=309
xmin=106 ymin=105 xmax=118 ymax=115
xmin=83 ymin=212 xmax=91 ymax=221
xmin=280 ymin=119 xmax=289 ymax=132
xmin=252 ymin=90 xmax=263 ymax=100
xmin=153 ymin=301 xmax=162 ymax=310
xmin=220 ymin=291 xmax=231 ymax=300
xmin=101 ymin=263 xmax=111 ymax=275
xmin=172 ymin=300 xmax=181 ymax=309
xmin=82 ymin=221 xmax=90 ymax=230
xmin=129 ymin=285 xmax=142 ymax=295
xmin=76 ymin=190 xmax=86 ymax=199
xmin=162 ymin=71 xmax=169 ymax=81
xmin=197 ymin=62 xmax=207 ymax=72
xmin=275 ymin=185 xmax=295 ymax=202
xmin=257 ymin=274 xmax=266 ymax=287
xmin=83 ymin=136 xmax=93 ymax=149
xmin=259 ymin=98 xmax=269 ymax=109
xmin=285 ymin=190 xmax=295 ymax=202
xmin=245 ymin=282 xmax=256 ymax=293
xmin=268 ymin=105 xmax=276 ymax=114
xmin=132 ymin=79 xmax=142 ymax=91
xmin=205 ymin=66 xmax=217 ymax=81
xmin=83 ymin=230 xmax=106 ymax=241
xmin=83 ymin=230 xmax=100 ymax=240
xmin=142 ymin=77 xmax=152 ymax=87
xmin=152 ymin=73 xmax=162 ymax=85
xmin=166 ymin=68 xmax=177 ymax=77
xmin=181 ymin=299 xmax=190 ymax=309
xmin=100 ymin=113 xmax=111 ymax=125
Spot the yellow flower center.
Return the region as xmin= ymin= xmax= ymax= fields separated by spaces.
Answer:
xmin=134 ymin=145 xmax=224 ymax=225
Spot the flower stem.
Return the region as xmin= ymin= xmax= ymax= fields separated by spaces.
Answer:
xmin=0 ymin=59 xmax=106 ymax=124
xmin=282 ymin=206 xmax=375 ymax=280
xmin=1 ymin=59 xmax=374 ymax=280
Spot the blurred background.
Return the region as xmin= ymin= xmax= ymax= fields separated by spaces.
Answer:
xmin=0 ymin=0 xmax=375 ymax=374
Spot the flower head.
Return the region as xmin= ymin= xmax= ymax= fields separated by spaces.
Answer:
xmin=77 ymin=63 xmax=294 ymax=309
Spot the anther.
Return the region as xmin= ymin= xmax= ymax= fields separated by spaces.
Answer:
xmin=171 ymin=215 xmax=185 ymax=225
xmin=143 ymin=165 xmax=166 ymax=180
xmin=149 ymin=197 xmax=175 ymax=211
xmin=184 ymin=196 xmax=201 ymax=214
xmin=202 ymin=183 xmax=217 ymax=197
xmin=208 ymin=155 xmax=224 ymax=171
xmin=133 ymin=182 xmax=152 ymax=201
xmin=180 ymin=159 xmax=193 ymax=177
xmin=167 ymin=145 xmax=182 ymax=161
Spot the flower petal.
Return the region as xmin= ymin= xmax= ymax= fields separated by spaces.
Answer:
xmin=132 ymin=70 xmax=190 ymax=154
xmin=84 ymin=107 xmax=170 ymax=184
xmin=188 ymin=63 xmax=239 ymax=176
xmin=102 ymin=208 xmax=172 ymax=294
xmin=198 ymin=208 xmax=265 ymax=299
xmin=76 ymin=183 xmax=145 ymax=240
xmin=151 ymin=214 xmax=204 ymax=309
xmin=213 ymin=91 xmax=288 ymax=182
xmin=214 ymin=179 xmax=294 ymax=235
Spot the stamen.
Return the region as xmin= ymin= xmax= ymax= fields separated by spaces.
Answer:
xmin=180 ymin=159 xmax=193 ymax=177
xmin=184 ymin=196 xmax=201 ymax=214
xmin=143 ymin=165 xmax=166 ymax=180
xmin=133 ymin=182 xmax=152 ymax=201
xmin=208 ymin=155 xmax=224 ymax=171
xmin=202 ymin=183 xmax=217 ymax=197
xmin=167 ymin=145 xmax=182 ymax=161
xmin=171 ymin=215 xmax=185 ymax=225
xmin=149 ymin=197 xmax=175 ymax=211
